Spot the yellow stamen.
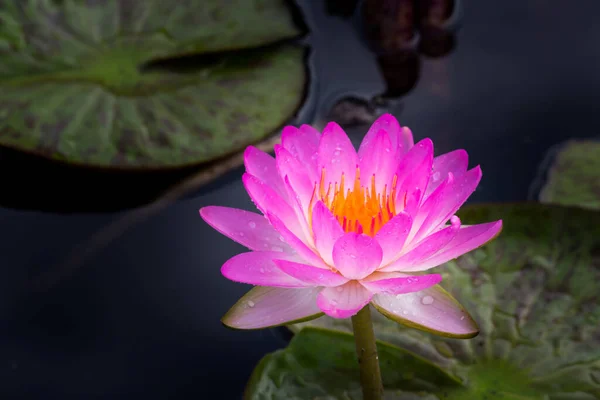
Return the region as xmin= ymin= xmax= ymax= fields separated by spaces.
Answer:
xmin=312 ymin=168 xmax=401 ymax=236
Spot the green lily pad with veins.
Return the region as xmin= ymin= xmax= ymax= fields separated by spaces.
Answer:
xmin=0 ymin=0 xmax=305 ymax=169
xmin=248 ymin=203 xmax=600 ymax=399
xmin=246 ymin=327 xmax=462 ymax=399
xmin=539 ymin=140 xmax=600 ymax=210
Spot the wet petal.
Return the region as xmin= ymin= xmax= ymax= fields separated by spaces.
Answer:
xmin=382 ymin=216 xmax=461 ymax=272
xmin=244 ymin=146 xmax=287 ymax=200
xmin=281 ymin=125 xmax=321 ymax=183
xmin=332 ymin=233 xmax=383 ymax=280
xmin=275 ymin=145 xmax=314 ymax=218
xmin=267 ymin=212 xmax=330 ymax=269
xmin=359 ymin=114 xmax=401 ymax=152
xmin=399 ymin=126 xmax=415 ymax=153
xmin=407 ymin=174 xmax=453 ymax=244
xmin=221 ymin=286 xmax=323 ymax=329
xmin=358 ymin=129 xmax=398 ymax=193
xmin=359 ymin=114 xmax=414 ymax=155
xmin=317 ymin=281 xmax=372 ymax=318
xmin=221 ymin=251 xmax=307 ymax=287
xmin=411 ymin=166 xmax=482 ymax=243
xmin=408 ymin=220 xmax=503 ymax=271
xmin=243 ymin=173 xmax=305 ymax=240
xmin=274 ymin=259 xmax=349 ymax=287
xmin=199 ymin=206 xmax=294 ymax=253
xmin=425 ymin=149 xmax=469 ymax=199
xmin=394 ymin=138 xmax=434 ymax=217
xmin=317 ymin=122 xmax=358 ymax=187
xmin=360 ymin=272 xmax=442 ymax=294
xmin=375 ymin=212 xmax=412 ymax=266
xmin=371 ymin=285 xmax=479 ymax=338
xmin=312 ymin=201 xmax=345 ymax=265
xmin=282 ymin=176 xmax=314 ymax=245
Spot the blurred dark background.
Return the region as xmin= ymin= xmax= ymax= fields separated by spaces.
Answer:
xmin=0 ymin=0 xmax=599 ymax=398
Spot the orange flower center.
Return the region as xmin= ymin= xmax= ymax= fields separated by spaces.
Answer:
xmin=311 ymin=168 xmax=403 ymax=236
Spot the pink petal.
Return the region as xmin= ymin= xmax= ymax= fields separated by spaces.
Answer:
xmin=199 ymin=206 xmax=294 ymax=253
xmin=317 ymin=122 xmax=358 ymax=188
xmin=406 ymin=174 xmax=453 ymax=244
xmin=382 ymin=216 xmax=461 ymax=272
xmin=221 ymin=251 xmax=308 ymax=287
xmin=244 ymin=147 xmax=287 ymax=200
xmin=267 ymin=212 xmax=330 ymax=269
xmin=282 ymin=176 xmax=314 ymax=244
xmin=243 ymin=173 xmax=305 ymax=241
xmin=406 ymin=220 xmax=503 ymax=271
xmin=311 ymin=201 xmax=344 ymax=265
xmin=359 ymin=114 xmax=401 ymax=152
xmin=375 ymin=211 xmax=412 ymax=266
xmin=411 ymin=166 xmax=482 ymax=243
xmin=393 ymin=138 xmax=434 ymax=217
xmin=402 ymin=189 xmax=423 ymax=224
xmin=359 ymin=114 xmax=414 ymax=156
xmin=425 ymin=149 xmax=469 ymax=199
xmin=274 ymin=259 xmax=349 ymax=287
xmin=316 ymin=281 xmax=373 ymax=318
xmin=357 ymin=129 xmax=399 ymax=193
xmin=371 ymin=285 xmax=479 ymax=338
xmin=399 ymin=127 xmax=415 ymax=153
xmin=360 ymin=272 xmax=442 ymax=294
xmin=221 ymin=286 xmax=323 ymax=329
xmin=275 ymin=145 xmax=315 ymax=218
xmin=332 ymin=233 xmax=383 ymax=280
xmin=281 ymin=125 xmax=321 ymax=183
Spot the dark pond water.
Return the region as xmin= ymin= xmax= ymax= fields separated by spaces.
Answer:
xmin=1 ymin=1 xmax=600 ymax=398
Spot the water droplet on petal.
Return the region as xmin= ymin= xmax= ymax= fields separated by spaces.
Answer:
xmin=421 ymin=295 xmax=434 ymax=305
xmin=248 ymin=221 xmax=256 ymax=229
xmin=279 ymin=235 xmax=285 ymax=242
xmin=432 ymin=171 xmax=441 ymax=181
xmin=460 ymin=316 xmax=465 ymax=321
xmin=402 ymin=310 xmax=408 ymax=315
xmin=239 ymin=232 xmax=245 ymax=237
xmin=259 ymin=268 xmax=265 ymax=274
xmin=271 ymin=246 xmax=284 ymax=252
xmin=247 ymin=301 xmax=255 ymax=307
xmin=349 ymin=254 xmax=357 ymax=259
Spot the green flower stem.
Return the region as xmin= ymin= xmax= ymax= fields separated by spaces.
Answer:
xmin=351 ymin=305 xmax=384 ymax=400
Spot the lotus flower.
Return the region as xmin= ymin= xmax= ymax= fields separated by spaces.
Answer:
xmin=200 ymin=114 xmax=502 ymax=337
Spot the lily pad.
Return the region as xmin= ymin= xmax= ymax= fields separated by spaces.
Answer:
xmin=246 ymin=327 xmax=462 ymax=399
xmin=279 ymin=203 xmax=600 ymax=399
xmin=539 ymin=140 xmax=600 ymax=210
xmin=0 ymin=0 xmax=306 ymax=169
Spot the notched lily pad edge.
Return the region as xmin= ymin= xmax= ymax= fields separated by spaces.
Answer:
xmin=138 ymin=0 xmax=309 ymax=64
xmin=0 ymin=43 xmax=312 ymax=172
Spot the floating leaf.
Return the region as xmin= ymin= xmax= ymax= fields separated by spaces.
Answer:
xmin=288 ymin=204 xmax=600 ymax=399
xmin=0 ymin=0 xmax=306 ymax=169
xmin=245 ymin=327 xmax=461 ymax=399
xmin=540 ymin=140 xmax=600 ymax=210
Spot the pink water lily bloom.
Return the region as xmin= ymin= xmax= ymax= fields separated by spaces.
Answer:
xmin=200 ymin=114 xmax=502 ymax=338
